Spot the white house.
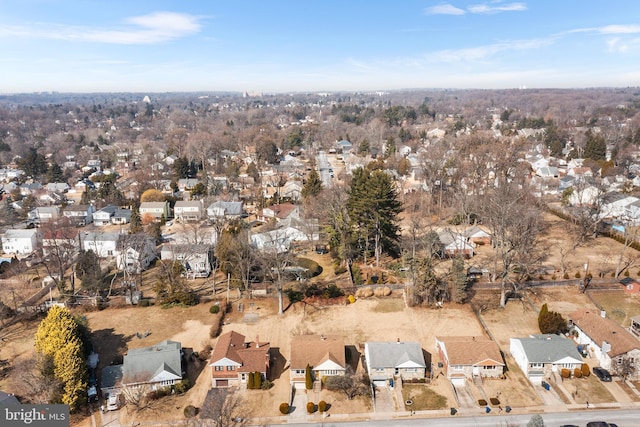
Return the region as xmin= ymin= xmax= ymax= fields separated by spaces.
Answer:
xmin=173 ymin=200 xmax=204 ymax=221
xmin=2 ymin=229 xmax=41 ymax=255
xmin=510 ymin=334 xmax=583 ymax=383
xmin=116 ymin=234 xmax=157 ymax=274
xmin=160 ymin=244 xmax=213 ymax=278
xmin=93 ymin=205 xmax=118 ymax=226
xmin=206 ymin=201 xmax=244 ymax=220
xmin=62 ymin=204 xmax=95 ymax=226
xmin=79 ymin=231 xmax=122 ymax=258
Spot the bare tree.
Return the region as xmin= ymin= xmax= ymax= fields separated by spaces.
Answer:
xmin=9 ymin=356 xmax=62 ymax=404
xmin=481 ymin=178 xmax=544 ymax=307
xmin=323 ymin=367 xmax=371 ymax=400
xmin=199 ymin=388 xmax=248 ymax=427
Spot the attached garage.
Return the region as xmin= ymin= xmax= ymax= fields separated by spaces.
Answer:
xmin=450 ymin=377 xmax=466 ymax=387
xmin=372 ymin=379 xmax=387 ymax=388
xmin=215 ymin=379 xmax=229 ymax=387
xmin=293 ymin=381 xmax=306 ymax=390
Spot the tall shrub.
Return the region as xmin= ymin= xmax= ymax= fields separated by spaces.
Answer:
xmin=305 ymin=364 xmax=313 ymax=389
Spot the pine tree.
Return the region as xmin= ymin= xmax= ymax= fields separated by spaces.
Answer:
xmin=301 ymin=169 xmax=323 ymax=199
xmin=583 ymin=129 xmax=607 ymax=161
xmin=347 ymin=168 xmax=402 ymax=264
xmin=450 ymin=254 xmax=468 ymax=303
xmin=305 ymin=364 xmax=313 ymax=390
xmin=247 ymin=371 xmax=255 ymax=389
xmin=253 ymin=371 xmax=262 ymax=389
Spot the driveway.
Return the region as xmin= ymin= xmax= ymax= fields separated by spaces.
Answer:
xmin=373 ymin=385 xmax=396 ymax=413
xmin=452 ymin=383 xmax=477 ymax=410
xmin=288 ymin=386 xmax=308 ymax=423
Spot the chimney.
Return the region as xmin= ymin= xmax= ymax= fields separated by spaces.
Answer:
xmin=256 ymin=335 xmax=260 ymax=348
xmin=397 ymin=338 xmax=400 ymax=344
xmin=601 ymin=310 xmax=607 ymax=318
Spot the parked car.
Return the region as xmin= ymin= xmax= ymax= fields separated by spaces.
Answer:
xmin=87 ymin=386 xmax=98 ymax=403
xmin=593 ymin=367 xmax=612 ymax=382
xmin=106 ymin=393 xmax=120 ymax=411
xmin=586 ymin=422 xmax=612 ymax=427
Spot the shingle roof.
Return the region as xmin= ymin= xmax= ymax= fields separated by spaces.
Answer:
xmin=123 ymin=340 xmax=182 ymax=384
xmin=209 ymin=331 xmax=270 ymax=373
xmin=437 ymin=336 xmax=504 ymax=366
xmin=570 ymin=309 xmax=640 ymax=358
xmin=365 ymin=341 xmax=426 ymax=369
xmin=290 ymin=335 xmax=345 ymax=370
xmin=515 ymin=334 xmax=582 ymax=363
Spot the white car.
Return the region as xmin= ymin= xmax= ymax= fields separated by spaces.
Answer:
xmin=106 ymin=393 xmax=120 ymax=411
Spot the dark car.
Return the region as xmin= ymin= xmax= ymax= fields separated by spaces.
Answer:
xmin=586 ymin=422 xmax=611 ymax=427
xmin=593 ymin=367 xmax=612 ymax=382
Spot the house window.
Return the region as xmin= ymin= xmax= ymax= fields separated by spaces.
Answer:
xmin=404 ymin=368 xmax=417 ymax=373
xmin=453 ymin=365 xmax=464 ymax=371
xmin=215 ymin=366 xmax=223 ymax=371
xmin=483 ymin=366 xmax=496 ymax=370
xmin=227 ymin=366 xmax=235 ymax=371
xmin=295 ymin=370 xmax=305 ymax=375
xmin=107 ymin=250 xmax=113 ymax=256
xmin=375 ymin=368 xmax=385 ymax=372
xmin=561 ymin=363 xmax=573 ymax=369
xmin=323 ymin=370 xmax=338 ymax=376
xmin=529 ymin=363 xmax=543 ymax=369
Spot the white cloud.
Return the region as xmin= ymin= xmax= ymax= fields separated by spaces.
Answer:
xmin=468 ymin=2 xmax=527 ymax=14
xmin=429 ymin=37 xmax=552 ymax=63
xmin=0 ymin=11 xmax=202 ymax=44
xmin=424 ymin=4 xmax=466 ymax=15
xmin=597 ymin=25 xmax=640 ymax=35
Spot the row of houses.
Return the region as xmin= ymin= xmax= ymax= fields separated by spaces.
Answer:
xmin=208 ymin=308 xmax=640 ymax=392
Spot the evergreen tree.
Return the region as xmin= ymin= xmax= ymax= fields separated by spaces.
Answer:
xmin=130 ymin=206 xmax=142 ymax=233
xmin=75 ymin=250 xmax=102 ymax=291
xmin=450 ymin=254 xmax=468 ymax=303
xmin=583 ymin=129 xmax=607 ymax=161
xmin=253 ymin=371 xmax=262 ymax=389
xmin=46 ymin=162 xmax=65 ymax=183
xmin=301 ymin=169 xmax=323 ymax=199
xmin=347 ymin=168 xmax=402 ymax=263
xmin=17 ymin=147 xmax=47 ymax=178
xmin=305 ymin=364 xmax=313 ymax=389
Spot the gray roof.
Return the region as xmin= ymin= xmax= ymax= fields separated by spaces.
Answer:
xmin=96 ymin=205 xmax=118 ymax=215
xmin=208 ymin=201 xmax=244 ymax=216
xmin=0 ymin=391 xmax=20 ymax=406
xmin=365 ymin=341 xmax=426 ymax=369
xmin=123 ymin=340 xmax=182 ymax=384
xmin=100 ymin=365 xmax=123 ymax=390
xmin=516 ymin=334 xmax=582 ymax=363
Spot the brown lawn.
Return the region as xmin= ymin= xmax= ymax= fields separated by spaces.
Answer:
xmin=588 ymin=289 xmax=640 ymax=326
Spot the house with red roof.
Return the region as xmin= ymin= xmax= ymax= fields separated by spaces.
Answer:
xmin=209 ymin=331 xmax=271 ymax=388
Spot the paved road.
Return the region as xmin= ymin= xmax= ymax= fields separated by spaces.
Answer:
xmin=317 ymin=151 xmax=333 ymax=188
xmin=279 ymin=407 xmax=640 ymax=427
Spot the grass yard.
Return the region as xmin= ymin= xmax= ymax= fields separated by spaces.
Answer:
xmin=562 ymin=374 xmax=615 ymax=404
xmin=372 ymin=298 xmax=405 ymax=313
xmin=401 ymin=384 xmax=447 ymax=410
xmin=588 ymin=289 xmax=640 ymax=326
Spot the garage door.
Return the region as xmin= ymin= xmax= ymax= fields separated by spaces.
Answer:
xmin=451 ymin=377 xmax=466 ymax=387
xmin=216 ymin=379 xmax=229 ymax=387
xmin=293 ymin=381 xmax=306 ymax=390
xmin=373 ymin=379 xmax=387 ymax=388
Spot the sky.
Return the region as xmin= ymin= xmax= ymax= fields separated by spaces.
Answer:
xmin=2 ymin=1 xmax=640 ymax=94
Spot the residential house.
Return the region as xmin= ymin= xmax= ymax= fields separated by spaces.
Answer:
xmin=569 ymin=309 xmax=640 ymax=379
xmin=79 ymin=231 xmax=121 ymax=258
xmin=45 ymin=182 xmax=70 ymax=193
xmin=208 ymin=331 xmax=271 ymax=388
xmin=174 ymin=200 xmax=204 ymax=222
xmin=177 ymin=178 xmax=200 ymax=193
xmin=558 ymin=175 xmax=576 ymax=191
xmin=250 ymin=227 xmax=309 ymax=254
xmin=111 ymin=208 xmax=131 ymax=225
xmin=281 ymin=180 xmax=303 ymax=201
xmin=256 ymin=203 xmax=299 ymax=223
xmin=464 ymin=226 xmax=491 ymax=246
xmin=509 ymin=334 xmax=583 ymax=383
xmin=160 ymin=244 xmax=213 ymax=278
xmin=139 ymin=201 xmax=170 ymax=222
xmin=290 ymin=335 xmax=346 ymax=388
xmin=101 ymin=340 xmax=183 ymax=395
xmin=20 ymin=182 xmax=43 ymax=196
xmin=62 ymin=204 xmax=95 ymax=226
xmin=438 ymin=230 xmax=475 ymax=258
xmin=116 ymin=234 xmax=157 ymax=274
xmin=336 ymin=139 xmax=353 ymax=153
xmin=620 ymin=277 xmax=640 ymax=294
xmin=364 ymin=341 xmax=427 ymax=387
xmin=207 ymin=201 xmax=244 ymax=221
xmin=435 ymin=336 xmax=504 ymax=385
xmin=93 ymin=205 xmax=118 ymax=226
xmin=41 ymin=223 xmax=79 ymax=258
xmin=2 ymin=229 xmax=41 ymax=255
xmin=28 ymin=206 xmax=60 ymax=225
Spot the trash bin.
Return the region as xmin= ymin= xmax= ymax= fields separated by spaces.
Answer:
xmin=450 ymin=408 xmax=457 ymax=416
xmin=542 ymin=381 xmax=550 ymax=391
xmin=505 ymin=405 xmax=511 ymax=413
xmin=485 ymin=406 xmax=491 ymax=413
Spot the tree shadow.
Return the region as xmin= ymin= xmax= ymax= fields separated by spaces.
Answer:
xmin=91 ymin=327 xmax=130 ymax=372
xmin=345 ymin=345 xmax=360 ymax=372
xmin=268 ymin=347 xmax=287 ymax=381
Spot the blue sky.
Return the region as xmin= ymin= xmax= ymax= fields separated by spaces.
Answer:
xmin=1 ymin=1 xmax=640 ymax=93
